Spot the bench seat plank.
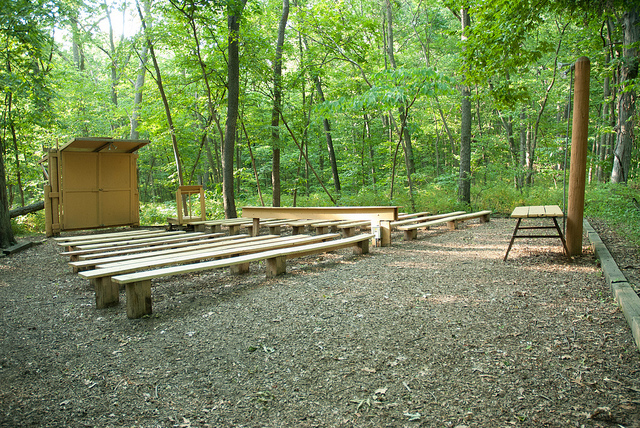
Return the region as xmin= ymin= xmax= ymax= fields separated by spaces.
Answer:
xmin=72 ymin=235 xmax=279 ymax=270
xmin=67 ymin=231 xmax=187 ymax=250
xmin=390 ymin=211 xmax=466 ymax=227
xmin=397 ymin=210 xmax=492 ymax=241
xmin=70 ymin=233 xmax=225 ymax=260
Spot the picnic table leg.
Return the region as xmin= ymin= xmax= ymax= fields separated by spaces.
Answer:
xmin=126 ymin=280 xmax=152 ymax=319
xmin=228 ymin=225 xmax=240 ymax=235
xmin=552 ymin=217 xmax=570 ymax=256
xmin=503 ymin=218 xmax=522 ymax=261
xmin=252 ymin=218 xmax=260 ymax=237
xmin=94 ymin=277 xmax=119 ymax=309
xmin=292 ymin=226 xmax=304 ymax=235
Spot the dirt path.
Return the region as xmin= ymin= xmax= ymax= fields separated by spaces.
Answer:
xmin=1 ymin=218 xmax=639 ymax=427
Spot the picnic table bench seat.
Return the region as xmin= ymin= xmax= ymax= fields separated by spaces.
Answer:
xmin=109 ymin=233 xmax=373 ymax=318
xmin=397 ymin=210 xmax=492 ymax=241
xmin=82 ymin=233 xmax=343 ymax=311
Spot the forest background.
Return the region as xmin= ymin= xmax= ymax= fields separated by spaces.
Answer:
xmin=1 ymin=0 xmax=639 ymax=248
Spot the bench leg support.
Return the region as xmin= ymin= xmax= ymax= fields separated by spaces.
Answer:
xmin=230 ymin=263 xmax=250 ymax=275
xmin=269 ymin=226 xmax=281 ymax=235
xmin=266 ymin=256 xmax=286 ymax=277
xmin=380 ymin=221 xmax=391 ymax=247
xmin=403 ymin=229 xmax=418 ymax=241
xmin=354 ymin=239 xmax=370 ymax=255
xmin=94 ymin=277 xmax=119 ymax=309
xmin=126 ymin=280 xmax=152 ymax=319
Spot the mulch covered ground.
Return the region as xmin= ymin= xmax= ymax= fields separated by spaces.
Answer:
xmin=1 ymin=217 xmax=639 ymax=428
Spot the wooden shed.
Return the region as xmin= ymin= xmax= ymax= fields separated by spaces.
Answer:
xmin=44 ymin=137 xmax=149 ymax=237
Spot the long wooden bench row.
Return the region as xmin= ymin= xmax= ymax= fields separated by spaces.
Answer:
xmin=78 ymin=234 xmax=341 ymax=304
xmin=397 ymin=210 xmax=492 ymax=241
xmin=96 ymin=233 xmax=373 ymax=319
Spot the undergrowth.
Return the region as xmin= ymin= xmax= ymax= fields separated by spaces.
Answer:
xmin=9 ymin=180 xmax=640 ymax=248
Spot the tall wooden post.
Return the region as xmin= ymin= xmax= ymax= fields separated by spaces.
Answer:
xmin=566 ymin=57 xmax=591 ymax=256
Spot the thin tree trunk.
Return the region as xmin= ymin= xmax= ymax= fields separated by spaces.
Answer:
xmin=136 ymin=0 xmax=185 ymax=189
xmin=270 ymin=0 xmax=289 ymax=207
xmin=458 ymin=6 xmax=472 ymax=205
xmin=222 ymin=0 xmax=247 ymax=218
xmin=611 ymin=7 xmax=639 ymax=183
xmin=130 ymin=0 xmax=149 ymax=139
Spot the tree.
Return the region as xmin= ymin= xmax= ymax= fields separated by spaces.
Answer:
xmin=611 ymin=6 xmax=639 ymax=183
xmin=222 ymin=0 xmax=248 ymax=218
xmin=458 ymin=6 xmax=471 ymax=205
xmin=0 ymin=0 xmax=55 ymax=248
xmin=271 ymin=0 xmax=289 ymax=207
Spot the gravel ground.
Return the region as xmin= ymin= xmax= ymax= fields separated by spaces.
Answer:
xmin=0 ymin=217 xmax=639 ymax=428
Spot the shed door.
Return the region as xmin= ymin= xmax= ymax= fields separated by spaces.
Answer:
xmin=61 ymin=152 xmax=138 ymax=229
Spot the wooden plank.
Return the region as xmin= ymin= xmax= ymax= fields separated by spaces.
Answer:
xmin=397 ymin=211 xmax=431 ymax=220
xmin=241 ymin=206 xmax=398 ymax=222
xmin=391 ymin=211 xmax=466 ymax=227
xmin=53 ymin=229 xmax=155 ymax=243
xmin=544 ymin=205 xmax=564 ymax=217
xmin=510 ymin=206 xmax=530 ymax=218
xmin=112 ymin=234 xmax=373 ymax=285
xmin=61 ymin=233 xmax=223 ymax=258
xmin=83 ymin=234 xmax=341 ymax=280
xmin=94 ymin=235 xmax=318 ymax=269
xmin=59 ymin=231 xmax=185 ymax=248
xmin=74 ymin=235 xmax=281 ymax=270
xmin=528 ymin=206 xmax=546 ymax=217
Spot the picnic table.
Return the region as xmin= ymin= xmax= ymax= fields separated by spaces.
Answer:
xmin=503 ymin=205 xmax=569 ymax=261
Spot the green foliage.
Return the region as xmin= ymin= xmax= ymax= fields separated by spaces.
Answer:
xmin=584 ymin=182 xmax=640 ymax=246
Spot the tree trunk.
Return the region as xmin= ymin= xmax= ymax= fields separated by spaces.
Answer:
xmin=130 ymin=0 xmax=149 ymax=140
xmin=458 ymin=7 xmax=472 ymax=205
xmin=314 ymin=77 xmax=341 ymax=192
xmin=271 ymin=0 xmax=289 ymax=207
xmin=222 ymin=0 xmax=247 ymax=218
xmin=137 ymin=0 xmax=185 ymax=189
xmin=611 ymin=7 xmax=638 ymax=183
xmin=0 ymin=154 xmax=15 ymax=248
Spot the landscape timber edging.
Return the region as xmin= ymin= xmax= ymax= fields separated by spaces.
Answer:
xmin=584 ymin=219 xmax=640 ymax=352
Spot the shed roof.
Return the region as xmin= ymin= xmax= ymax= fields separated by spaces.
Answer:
xmin=57 ymin=137 xmax=149 ymax=153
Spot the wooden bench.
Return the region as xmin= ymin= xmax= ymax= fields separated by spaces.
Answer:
xmin=110 ymin=233 xmax=373 ymax=318
xmin=397 ymin=210 xmax=492 ymax=241
xmin=70 ymin=235 xmax=277 ymax=271
xmin=336 ymin=220 xmax=371 ymax=237
xmin=312 ymin=220 xmax=352 ymax=235
xmin=61 ymin=233 xmax=225 ymax=262
xmin=82 ymin=234 xmax=342 ymax=310
xmin=397 ymin=211 xmax=431 ymax=220
xmin=58 ymin=231 xmax=187 ymax=251
xmin=241 ymin=206 xmax=397 ymax=246
xmin=390 ymin=211 xmax=466 ymax=228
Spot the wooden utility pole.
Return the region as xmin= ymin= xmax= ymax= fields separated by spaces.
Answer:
xmin=566 ymin=57 xmax=591 ymax=256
